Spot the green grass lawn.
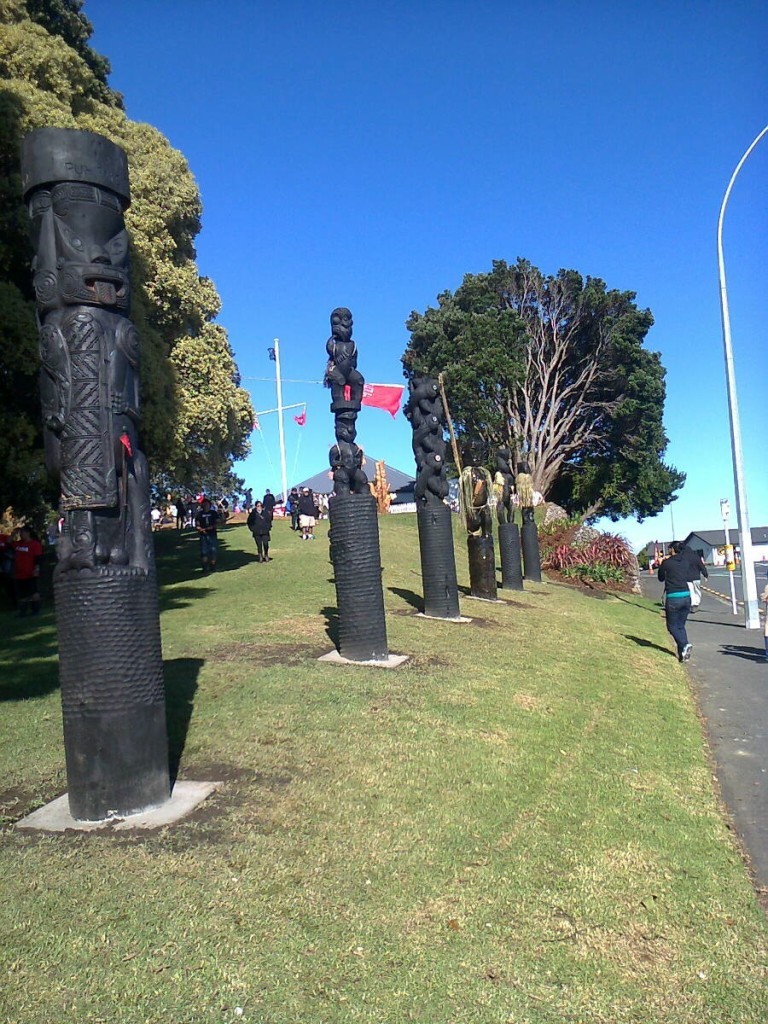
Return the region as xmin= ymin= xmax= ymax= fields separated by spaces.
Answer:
xmin=1 ymin=514 xmax=767 ymax=1024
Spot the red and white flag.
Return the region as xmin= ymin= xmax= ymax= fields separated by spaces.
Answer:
xmin=252 ymin=415 xmax=260 ymax=431
xmin=361 ymin=383 xmax=405 ymax=418
xmin=294 ymin=410 xmax=306 ymax=426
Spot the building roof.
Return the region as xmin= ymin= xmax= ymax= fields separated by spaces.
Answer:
xmin=682 ymin=527 xmax=768 ymax=548
xmin=291 ymin=459 xmax=415 ymax=496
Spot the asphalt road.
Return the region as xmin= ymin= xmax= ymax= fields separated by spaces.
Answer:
xmin=705 ymin=562 xmax=768 ymax=605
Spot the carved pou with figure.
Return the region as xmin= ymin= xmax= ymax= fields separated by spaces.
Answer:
xmin=324 ymin=306 xmax=368 ymax=495
xmin=21 ymin=128 xmax=168 ymax=822
xmin=22 ymin=128 xmax=152 ymax=576
xmin=493 ymin=447 xmax=516 ymax=524
xmin=404 ymin=375 xmax=460 ymax=618
xmin=403 ymin=376 xmax=449 ymax=504
xmin=323 ymin=306 xmax=389 ymax=660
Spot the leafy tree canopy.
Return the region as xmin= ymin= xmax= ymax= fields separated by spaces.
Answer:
xmin=403 ymin=258 xmax=684 ymax=521
xmin=0 ymin=0 xmax=253 ymax=519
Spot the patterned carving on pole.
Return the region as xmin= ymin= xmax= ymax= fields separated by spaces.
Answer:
xmin=324 ymin=308 xmax=388 ymax=660
xmin=21 ymin=128 xmax=169 ymax=821
xmin=516 ymin=459 xmax=542 ymax=582
xmin=403 ymin=376 xmax=460 ymax=618
xmin=459 ymin=441 xmax=497 ymax=601
xmin=494 ymin=447 xmax=524 ymax=591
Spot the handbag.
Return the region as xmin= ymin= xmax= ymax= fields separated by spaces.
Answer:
xmin=688 ymin=581 xmax=702 ymax=607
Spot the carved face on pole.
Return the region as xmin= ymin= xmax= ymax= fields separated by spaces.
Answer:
xmin=29 ymin=183 xmax=129 ymax=314
xmin=330 ymin=307 xmax=353 ymax=345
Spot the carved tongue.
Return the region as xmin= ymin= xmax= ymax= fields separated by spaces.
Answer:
xmin=95 ymin=280 xmax=116 ymax=304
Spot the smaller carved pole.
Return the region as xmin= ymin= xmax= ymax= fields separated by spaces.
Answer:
xmin=494 ymin=447 xmax=524 ymax=591
xmin=403 ymin=377 xmax=460 ymax=618
xmin=517 ymin=460 xmax=542 ymax=582
xmin=460 ymin=442 xmax=497 ymax=600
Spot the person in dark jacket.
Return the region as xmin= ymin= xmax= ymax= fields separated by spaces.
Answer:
xmin=287 ymin=487 xmax=300 ymax=531
xmin=297 ymin=487 xmax=317 ymax=541
xmin=262 ymin=489 xmax=276 ymax=521
xmin=658 ymin=541 xmax=693 ymax=661
xmin=247 ymin=501 xmax=272 ymax=562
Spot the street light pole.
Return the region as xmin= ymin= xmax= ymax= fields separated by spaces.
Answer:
xmin=716 ymin=124 xmax=767 ymax=630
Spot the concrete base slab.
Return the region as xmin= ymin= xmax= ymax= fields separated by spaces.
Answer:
xmin=15 ymin=780 xmax=221 ymax=832
xmin=318 ymin=649 xmax=409 ymax=669
xmin=416 ymin=612 xmax=472 ymax=623
xmin=464 ymin=594 xmax=504 ymax=604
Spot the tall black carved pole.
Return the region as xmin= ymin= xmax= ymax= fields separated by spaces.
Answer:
xmin=21 ymin=128 xmax=169 ymax=821
xmin=494 ymin=447 xmax=524 ymax=591
xmin=325 ymin=308 xmax=389 ymax=660
xmin=459 ymin=441 xmax=497 ymax=600
xmin=517 ymin=459 xmax=542 ymax=582
xmin=403 ymin=377 xmax=460 ymax=618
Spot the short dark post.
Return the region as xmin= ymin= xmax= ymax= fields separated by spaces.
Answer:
xmin=516 ymin=460 xmax=542 ymax=582
xmin=21 ymin=128 xmax=169 ymax=821
xmin=403 ymin=377 xmax=460 ymax=618
xmin=325 ymin=308 xmax=389 ymax=660
xmin=460 ymin=442 xmax=497 ymax=600
xmin=494 ymin=447 xmax=524 ymax=591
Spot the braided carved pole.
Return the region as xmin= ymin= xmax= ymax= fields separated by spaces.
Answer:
xmin=516 ymin=459 xmax=542 ymax=582
xmin=494 ymin=447 xmax=524 ymax=591
xmin=403 ymin=377 xmax=460 ymax=618
xmin=21 ymin=128 xmax=170 ymax=821
xmin=459 ymin=441 xmax=498 ymax=601
xmin=324 ymin=308 xmax=389 ymax=661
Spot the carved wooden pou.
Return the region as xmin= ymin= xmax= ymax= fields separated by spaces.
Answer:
xmin=403 ymin=376 xmax=460 ymax=618
xmin=323 ymin=308 xmax=388 ymax=660
xmin=22 ymin=128 xmax=169 ymax=821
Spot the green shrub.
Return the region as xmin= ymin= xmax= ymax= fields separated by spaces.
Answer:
xmin=562 ymin=562 xmax=626 ymax=584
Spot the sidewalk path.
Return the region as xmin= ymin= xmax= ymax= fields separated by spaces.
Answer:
xmin=641 ymin=576 xmax=768 ymax=899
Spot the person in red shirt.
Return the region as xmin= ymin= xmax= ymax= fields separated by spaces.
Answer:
xmin=13 ymin=526 xmax=43 ymax=616
xmin=0 ymin=531 xmax=14 ymax=607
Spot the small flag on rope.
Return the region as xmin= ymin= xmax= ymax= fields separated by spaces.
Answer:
xmin=119 ymin=431 xmax=133 ymax=457
xmin=293 ymin=410 xmax=306 ymax=426
xmin=253 ymin=415 xmax=260 ymax=431
xmin=267 ymin=347 xmax=276 ymax=361
xmin=361 ymin=383 xmax=405 ymax=418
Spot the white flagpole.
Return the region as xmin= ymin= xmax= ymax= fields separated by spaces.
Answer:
xmin=274 ymin=338 xmax=289 ymax=502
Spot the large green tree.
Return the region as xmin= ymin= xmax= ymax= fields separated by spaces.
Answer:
xmin=0 ymin=0 xmax=253 ymax=518
xmin=403 ymin=258 xmax=684 ymax=521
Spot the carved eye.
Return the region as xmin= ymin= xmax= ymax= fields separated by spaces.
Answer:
xmin=107 ymin=231 xmax=128 ymax=262
xmin=60 ymin=224 xmax=84 ymax=251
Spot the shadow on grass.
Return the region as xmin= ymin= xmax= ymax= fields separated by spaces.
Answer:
xmin=154 ymin=526 xmax=259 ymax=590
xmin=320 ymin=605 xmax=340 ymax=649
xmin=718 ymin=644 xmax=768 ymax=663
xmin=622 ymin=634 xmax=676 ymax=657
xmin=165 ymin=657 xmax=203 ymax=784
xmin=389 ymin=586 xmax=424 ymax=613
xmin=0 ymin=609 xmax=59 ymax=701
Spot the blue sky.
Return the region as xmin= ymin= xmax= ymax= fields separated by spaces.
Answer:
xmin=88 ymin=1 xmax=767 ymax=552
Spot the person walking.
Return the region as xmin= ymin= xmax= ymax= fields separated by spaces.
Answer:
xmin=287 ymin=487 xmax=300 ymax=531
xmin=195 ymin=497 xmax=220 ymax=573
xmin=297 ymin=487 xmax=317 ymax=541
xmin=658 ymin=541 xmax=693 ymax=661
xmin=175 ymin=496 xmax=186 ymax=531
xmin=247 ymin=501 xmax=272 ymax=562
xmin=262 ymin=489 xmax=276 ymax=521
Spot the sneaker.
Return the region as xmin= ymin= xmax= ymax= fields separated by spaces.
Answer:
xmin=681 ymin=643 xmax=693 ymax=662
